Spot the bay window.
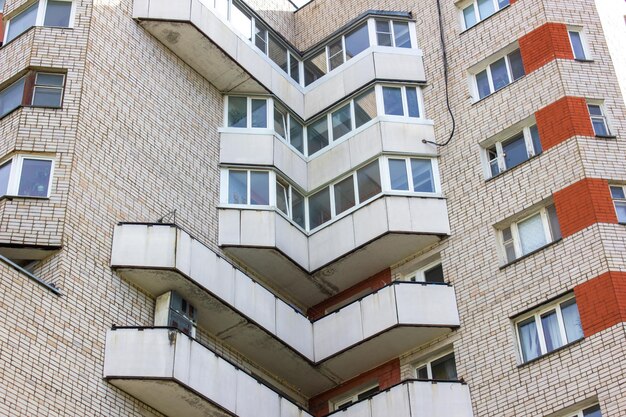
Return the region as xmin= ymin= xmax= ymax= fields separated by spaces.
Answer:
xmin=0 ymin=155 xmax=54 ymax=198
xmin=4 ymin=0 xmax=74 ymax=44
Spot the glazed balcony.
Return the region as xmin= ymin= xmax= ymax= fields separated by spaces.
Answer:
xmin=104 ymin=328 xmax=314 ymax=417
xmin=132 ymin=0 xmax=425 ymax=119
xmin=111 ymin=223 xmax=459 ymax=394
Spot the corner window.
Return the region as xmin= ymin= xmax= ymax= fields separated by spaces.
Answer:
xmin=303 ymin=50 xmax=327 ymax=86
xmin=473 ymin=48 xmax=524 ymax=100
xmin=375 ymin=20 xmax=412 ymax=48
xmin=484 ymin=124 xmax=541 ymax=178
xmin=416 ymin=351 xmax=458 ymax=380
xmin=610 ymin=185 xmax=626 ymax=223
xmin=381 ymin=85 xmax=421 ymax=118
xmin=515 ymin=295 xmax=583 ymax=363
xmin=4 ymin=0 xmax=74 ymax=44
xmin=461 ymin=0 xmax=509 ymax=30
xmin=226 ymin=96 xmax=268 ymax=128
xmin=332 ymin=385 xmax=379 ymax=411
xmin=498 ymin=204 xmax=561 ymax=264
xmin=387 ymin=157 xmax=436 ymax=193
xmin=568 ymin=29 xmax=589 ymax=60
xmin=0 ymin=155 xmax=54 ymax=198
xmin=587 ymin=103 xmax=610 ymax=136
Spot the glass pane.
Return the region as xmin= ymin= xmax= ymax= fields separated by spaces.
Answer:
xmin=569 ymin=31 xmax=586 ymax=60
xmin=583 ymin=405 xmax=602 ymax=417
xmin=375 ymin=20 xmax=392 ymax=46
xmin=32 ymin=87 xmax=63 ymax=107
xmin=307 ymin=117 xmax=329 ymax=155
xmin=354 ymin=88 xmax=376 ymax=128
xmin=268 ymin=35 xmax=288 ymax=72
xmin=0 ymin=78 xmax=26 ymax=118
xmin=328 ymin=39 xmax=344 ymax=71
xmin=561 ymin=299 xmax=583 ymax=343
xmin=382 ymin=87 xmax=403 ymax=116
xmin=587 ymin=104 xmax=603 ymax=116
xmin=505 ymin=242 xmax=516 ymax=263
xmin=254 ymin=24 xmax=268 ymax=53
xmin=309 ymin=187 xmax=332 ymax=229
xmin=529 ymin=124 xmax=542 ymax=155
xmin=276 ymin=180 xmax=289 ymax=214
xmin=610 ymin=186 xmax=625 ymax=199
xmin=518 ymin=317 xmax=541 ymax=362
xmin=357 ymin=160 xmax=381 ymax=202
xmin=476 ymin=70 xmax=491 ymax=99
xmin=231 ymin=3 xmax=252 ymax=39
xmin=228 ymin=171 xmax=247 ymax=204
xmin=0 ymin=0 xmax=5 ymax=12
xmin=289 ymin=53 xmax=300 ymax=83
xmin=546 ymin=204 xmax=562 ymax=241
xmin=477 ymin=0 xmax=495 ymax=19
xmin=540 ymin=310 xmax=563 ymax=352
xmin=331 ymin=104 xmax=352 ymax=140
xmin=592 ymin=117 xmax=609 ymax=136
xmin=431 ymin=353 xmax=457 ymax=380
xmin=411 ymin=159 xmax=434 ymax=192
xmin=36 ymin=73 xmax=65 ymax=86
xmin=292 ymin=189 xmax=306 ymax=228
xmin=498 ymin=0 xmax=510 ymax=8
xmin=44 ymin=1 xmax=72 ymax=27
xmin=487 ymin=147 xmax=499 ymax=177
xmin=463 ymin=5 xmax=477 ymax=28
xmin=6 ymin=3 xmax=38 ymax=43
xmin=304 ymin=50 xmax=327 ymax=85
xmin=357 ymin=387 xmax=379 ymax=401
xmin=345 ymin=23 xmax=369 ymax=59
xmin=251 ymin=99 xmax=267 ymax=128
xmin=518 ymin=213 xmax=547 ymax=255
xmin=490 ymin=57 xmax=510 ymax=91
xmin=393 ymin=21 xmax=411 ymax=48
xmin=424 ymin=263 xmax=445 ymax=283
xmin=18 ymin=159 xmax=52 ymax=197
xmin=333 ymin=176 xmax=356 ymax=215
xmin=0 ymin=161 xmax=12 ymax=196
xmin=502 ymin=133 xmax=528 ymax=169
xmin=227 ymin=97 xmax=247 ymax=127
xmin=274 ymin=104 xmax=287 ymax=138
xmin=250 ymin=171 xmax=269 ymax=205
xmin=406 ymin=88 xmax=420 ymax=118
xmin=508 ymin=49 xmax=525 ymax=81
xmin=615 ymin=202 xmax=626 ymax=223
xmin=416 ymin=366 xmax=428 ymax=379
xmin=289 ymin=117 xmax=304 ymax=154
xmin=389 ymin=159 xmax=409 ymax=191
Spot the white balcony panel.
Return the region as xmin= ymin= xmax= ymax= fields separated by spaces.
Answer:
xmin=348 ymin=123 xmax=384 ymax=172
xmin=220 ymin=132 xmax=275 ymax=165
xmin=235 ymin=270 xmax=277 ymax=333
xmin=241 ymin=210 xmax=276 ymax=246
xmin=360 ymin=285 xmax=398 ymax=339
xmin=395 ymin=284 xmax=460 ymax=327
xmin=218 ymin=209 xmax=241 ymax=245
xmin=352 ymin=198 xmax=389 ymax=248
xmin=275 ymin=213 xmax=310 ymax=269
xmin=236 ymin=372 xmax=281 ymax=417
xmin=307 ymin=140 xmax=352 ymax=191
xmin=373 ymin=49 xmax=425 ymax=81
xmin=111 ymin=224 xmax=176 ymax=268
xmin=370 ymin=383 xmax=411 ymax=415
xmin=408 ymin=197 xmax=451 ymax=234
xmin=379 ymin=120 xmax=437 ymax=155
xmin=273 ymin=137 xmax=308 ymax=187
xmin=314 ymin=302 xmax=363 ymax=362
xmin=308 ymin=215 xmax=356 ymax=271
xmin=276 ymin=301 xmax=314 ymax=360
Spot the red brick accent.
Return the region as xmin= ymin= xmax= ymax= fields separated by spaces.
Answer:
xmin=308 ymin=359 xmax=401 ymax=417
xmin=574 ymin=271 xmax=626 ymax=337
xmin=519 ymin=22 xmax=574 ymax=74
xmin=510 ymin=0 xmax=517 ymax=3
xmin=535 ymin=96 xmax=595 ymax=151
xmin=307 ymin=269 xmax=391 ymax=320
xmin=553 ymin=178 xmax=618 ymax=238
xmin=0 ymin=13 xmax=4 ymax=45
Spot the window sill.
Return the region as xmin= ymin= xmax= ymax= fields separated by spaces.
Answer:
xmin=574 ymin=58 xmax=594 ymax=63
xmin=0 ymin=194 xmax=51 ymax=202
xmin=517 ymin=337 xmax=584 ymax=368
xmin=485 ymin=153 xmax=541 ymax=182
xmin=595 ymin=134 xmax=617 ymax=139
xmin=499 ymin=238 xmax=562 ymax=270
xmin=459 ymin=4 xmax=511 ymax=35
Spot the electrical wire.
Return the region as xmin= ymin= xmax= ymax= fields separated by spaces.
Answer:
xmin=423 ymin=0 xmax=456 ymax=147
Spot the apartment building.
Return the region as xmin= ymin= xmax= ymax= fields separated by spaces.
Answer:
xmin=0 ymin=0 xmax=624 ymax=416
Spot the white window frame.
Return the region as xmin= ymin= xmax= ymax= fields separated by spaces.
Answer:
xmin=609 ymin=184 xmax=626 ymax=223
xmin=471 ymin=47 xmax=522 ymax=101
xmin=414 ymin=350 xmax=456 ymax=380
xmin=0 ymin=154 xmax=54 ymax=198
xmin=223 ymin=96 xmax=270 ymax=129
xmin=4 ymin=0 xmax=76 ymax=42
xmin=481 ymin=124 xmax=541 ymax=179
xmin=381 ymin=156 xmax=441 ymax=195
xmin=459 ymin=0 xmax=509 ymax=30
xmin=373 ymin=19 xmax=416 ymax=48
xmin=514 ymin=294 xmax=583 ymax=364
xmin=331 ymin=384 xmax=379 ymax=411
xmin=220 ymin=169 xmax=273 ymax=207
xmin=406 ymin=259 xmax=443 ymax=283
xmin=586 ymin=101 xmax=611 ymax=137
xmin=567 ymin=27 xmax=591 ymax=61
xmin=32 ymin=72 xmax=66 ymax=107
xmin=375 ymin=84 xmax=425 ymax=119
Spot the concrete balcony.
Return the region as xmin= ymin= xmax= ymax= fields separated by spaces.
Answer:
xmin=219 ymin=195 xmax=449 ymax=307
xmin=326 ymin=380 xmax=474 ymax=417
xmin=132 ymin=0 xmax=425 ymax=119
xmin=111 ymin=223 xmax=459 ymax=394
xmin=104 ymin=328 xmax=314 ymax=417
xmin=219 ymin=118 xmax=437 ymax=191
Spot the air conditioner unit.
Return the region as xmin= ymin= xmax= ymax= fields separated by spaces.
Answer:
xmin=154 ymin=291 xmax=197 ymax=337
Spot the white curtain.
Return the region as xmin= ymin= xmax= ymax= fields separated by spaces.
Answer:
xmin=518 ymin=214 xmax=547 ymax=255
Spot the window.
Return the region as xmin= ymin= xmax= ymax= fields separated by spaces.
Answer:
xmin=515 ymin=295 xmax=583 ymax=363
xmin=461 ymin=0 xmax=509 ymax=30
xmin=567 ymin=405 xmax=602 ymax=417
xmin=610 ymin=185 xmax=626 ymax=223
xmin=375 ymin=20 xmax=412 ymax=48
xmin=4 ymin=0 xmax=74 ymax=44
xmin=498 ymin=204 xmax=561 ymax=264
xmin=587 ymin=103 xmax=610 ymax=136
xmin=0 ymin=77 xmax=26 ymax=118
xmin=416 ymin=352 xmax=458 ymax=380
xmin=0 ymin=155 xmax=54 ymax=198
xmin=306 ymin=116 xmax=329 ymax=156
xmin=226 ymin=170 xmax=269 ymax=205
xmin=309 ymin=187 xmax=331 ymax=230
xmin=332 ymin=385 xmax=379 ymax=411
xmin=484 ymin=124 xmax=542 ymax=178
xmin=0 ymin=71 xmax=66 ymax=118
xmin=408 ymin=260 xmax=445 ymax=283
xmin=303 ymin=50 xmax=327 ymax=86
xmin=226 ymin=96 xmax=268 ymax=128
xmin=273 ymin=103 xmax=305 ymax=154
xmin=381 ymin=86 xmax=421 ymax=118
xmin=568 ymin=29 xmax=588 ymax=60
xmin=32 ymin=73 xmax=65 ymax=107
xmin=387 ymin=157 xmax=436 ymax=193
xmin=474 ymin=48 xmax=524 ymax=100
xmin=268 ymin=33 xmax=288 ymax=73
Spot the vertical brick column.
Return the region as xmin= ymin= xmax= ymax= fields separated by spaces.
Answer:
xmin=0 ymin=13 xmax=4 ymax=45
xmin=553 ymin=178 xmax=618 ymax=238
xmin=519 ymin=22 xmax=574 ymax=74
xmin=535 ymin=96 xmax=595 ymax=150
xmin=574 ymin=271 xmax=626 ymax=337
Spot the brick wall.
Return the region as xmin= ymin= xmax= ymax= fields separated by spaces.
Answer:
xmin=574 ymin=271 xmax=626 ymax=336
xmin=307 ymin=268 xmax=391 ymax=320
xmin=308 ymin=358 xmax=400 ymax=417
xmin=519 ymin=22 xmax=574 ymax=74
xmin=553 ymin=178 xmax=618 ymax=238
xmin=535 ymin=96 xmax=595 ymax=151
